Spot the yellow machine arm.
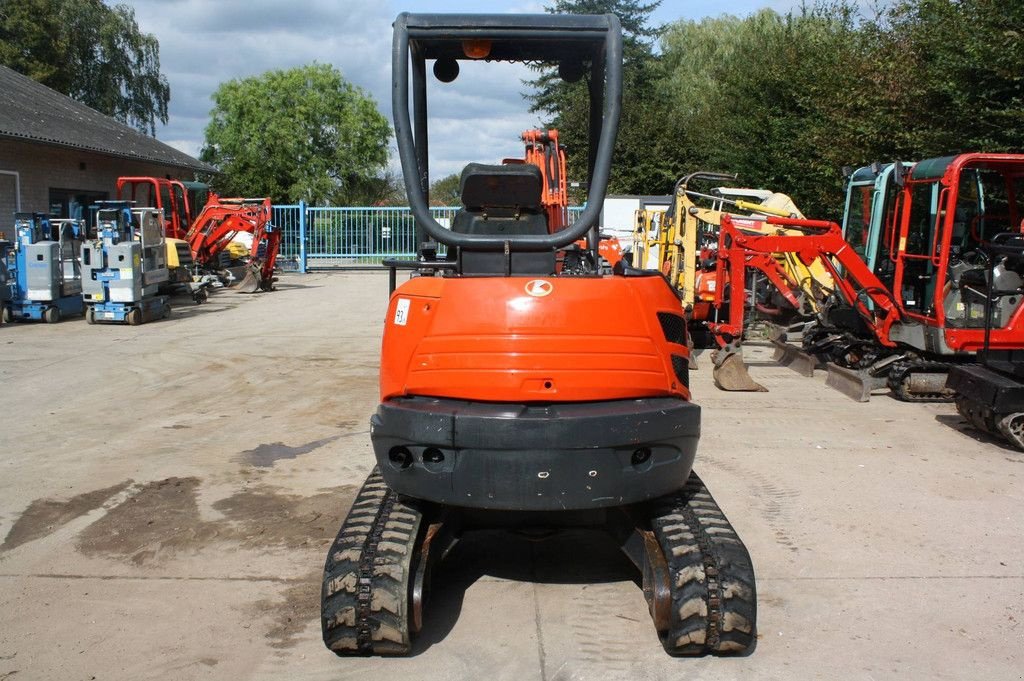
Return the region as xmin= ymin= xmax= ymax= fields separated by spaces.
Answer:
xmin=636 ymin=173 xmax=834 ymax=317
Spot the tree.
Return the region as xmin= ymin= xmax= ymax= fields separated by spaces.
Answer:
xmin=886 ymin=0 xmax=1024 ymax=155
xmin=429 ymin=173 xmax=462 ymax=205
xmin=0 ymin=0 xmax=169 ymax=134
xmin=200 ymin=63 xmax=391 ymax=205
xmin=528 ymin=0 xmax=669 ymax=195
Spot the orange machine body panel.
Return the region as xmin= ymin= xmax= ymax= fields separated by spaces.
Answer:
xmin=380 ymin=275 xmax=690 ymax=404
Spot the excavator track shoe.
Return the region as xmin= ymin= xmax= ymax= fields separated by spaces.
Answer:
xmin=321 ymin=467 xmax=426 ymax=656
xmin=887 ymin=360 xmax=955 ymax=402
xmin=649 ymin=472 xmax=757 ymax=656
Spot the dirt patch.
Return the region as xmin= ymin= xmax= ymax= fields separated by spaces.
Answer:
xmin=213 ymin=484 xmax=358 ymax=549
xmin=77 ymin=477 xmax=220 ymax=565
xmin=1 ymin=481 xmax=133 ymax=553
xmin=252 ymin=572 xmax=322 ymax=649
xmin=72 ymin=477 xmax=357 ymax=564
xmin=239 ymin=435 xmax=342 ymax=468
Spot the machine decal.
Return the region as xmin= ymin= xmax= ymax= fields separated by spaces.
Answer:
xmin=524 ymin=279 xmax=553 ymax=297
xmin=394 ymin=297 xmax=411 ymax=326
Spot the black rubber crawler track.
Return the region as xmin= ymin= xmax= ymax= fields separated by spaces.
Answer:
xmin=321 ymin=467 xmax=425 ymax=655
xmin=650 ymin=472 xmax=757 ymax=656
xmin=888 ymin=360 xmax=955 ymax=402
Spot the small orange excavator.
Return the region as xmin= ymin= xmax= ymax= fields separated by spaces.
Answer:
xmin=117 ymin=177 xmax=279 ymax=293
xmin=187 ymin=195 xmax=279 ymax=292
xmin=116 ymin=176 xmax=194 ymax=240
xmin=320 ymin=12 xmax=756 ymax=659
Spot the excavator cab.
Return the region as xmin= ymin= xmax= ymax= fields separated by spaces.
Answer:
xmin=116 ymin=177 xmax=193 ymax=241
xmin=320 ymin=13 xmax=756 ymax=659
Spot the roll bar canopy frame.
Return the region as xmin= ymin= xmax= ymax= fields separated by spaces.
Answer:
xmin=391 ymin=12 xmax=623 ymax=252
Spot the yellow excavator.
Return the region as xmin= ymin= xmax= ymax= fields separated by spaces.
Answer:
xmin=631 ymin=172 xmax=837 ymax=391
xmin=634 ymin=172 xmax=835 ymax=325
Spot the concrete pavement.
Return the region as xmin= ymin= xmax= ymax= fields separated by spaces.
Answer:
xmin=0 ymin=271 xmax=1021 ymax=680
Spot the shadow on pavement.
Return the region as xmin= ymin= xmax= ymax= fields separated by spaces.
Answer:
xmin=411 ymin=527 xmax=638 ymax=656
xmin=933 ymin=413 xmax=1021 ymax=452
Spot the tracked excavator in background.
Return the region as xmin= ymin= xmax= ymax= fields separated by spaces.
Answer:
xmin=117 ymin=177 xmax=279 ymax=293
xmin=706 ymin=154 xmax=1024 ymax=440
xmin=769 ymin=162 xmax=908 ymax=378
xmin=505 ymin=127 xmax=625 ymax=269
xmin=187 ymin=195 xmax=279 ymax=293
xmin=630 ymin=172 xmax=834 ymax=390
xmin=117 ymin=176 xmax=195 ymax=240
xmin=320 ymin=13 xmax=757 ymax=657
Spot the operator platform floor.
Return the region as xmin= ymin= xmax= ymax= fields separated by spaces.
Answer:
xmin=0 ymin=271 xmax=1021 ymax=681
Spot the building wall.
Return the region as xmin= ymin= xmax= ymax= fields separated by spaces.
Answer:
xmin=0 ymin=138 xmax=197 ymax=231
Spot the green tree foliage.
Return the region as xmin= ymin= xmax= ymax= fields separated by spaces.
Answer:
xmin=886 ymin=0 xmax=1024 ymax=154
xmin=533 ymin=0 xmax=1024 ymax=220
xmin=200 ymin=63 xmax=391 ymax=205
xmin=0 ymin=0 xmax=169 ymax=134
xmin=429 ymin=173 xmax=462 ymax=205
xmin=529 ymin=0 xmax=670 ymax=197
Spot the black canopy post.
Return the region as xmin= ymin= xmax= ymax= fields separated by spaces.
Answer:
xmin=391 ymin=12 xmax=623 ymax=252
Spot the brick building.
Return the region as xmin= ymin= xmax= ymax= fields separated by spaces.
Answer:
xmin=0 ymin=64 xmax=215 ymax=229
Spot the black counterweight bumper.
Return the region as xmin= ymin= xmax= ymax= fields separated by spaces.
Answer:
xmin=370 ymin=396 xmax=700 ymax=511
xmin=947 ymin=364 xmax=1024 ymax=412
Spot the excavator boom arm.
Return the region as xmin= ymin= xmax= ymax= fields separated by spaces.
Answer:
xmin=710 ymin=214 xmax=900 ymax=346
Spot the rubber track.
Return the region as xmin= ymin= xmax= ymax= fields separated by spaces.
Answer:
xmin=650 ymin=472 xmax=757 ymax=656
xmin=321 ymin=467 xmax=424 ymax=656
xmin=954 ymin=397 xmax=1024 ymax=451
xmin=887 ymin=360 xmax=955 ymax=402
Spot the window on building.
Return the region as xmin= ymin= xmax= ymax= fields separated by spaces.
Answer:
xmin=49 ymin=188 xmax=108 ymax=222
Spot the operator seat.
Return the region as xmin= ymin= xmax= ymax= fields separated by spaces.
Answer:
xmin=452 ymin=163 xmax=556 ymax=275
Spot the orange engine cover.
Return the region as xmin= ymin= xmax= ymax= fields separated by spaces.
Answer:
xmin=380 ymin=274 xmax=690 ymax=403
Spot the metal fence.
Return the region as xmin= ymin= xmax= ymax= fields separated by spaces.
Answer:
xmin=272 ymin=203 xmax=584 ymax=271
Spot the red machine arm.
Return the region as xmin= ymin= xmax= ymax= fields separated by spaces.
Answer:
xmin=710 ymin=214 xmax=901 ymax=347
xmin=187 ymin=195 xmax=278 ymax=291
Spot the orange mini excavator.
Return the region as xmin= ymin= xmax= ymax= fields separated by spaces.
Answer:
xmin=320 ymin=13 xmax=756 ymax=658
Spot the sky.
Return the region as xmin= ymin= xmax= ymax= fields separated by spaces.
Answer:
xmin=127 ymin=0 xmax=799 ymax=181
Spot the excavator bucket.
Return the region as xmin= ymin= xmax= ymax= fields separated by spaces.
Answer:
xmin=711 ymin=347 xmax=768 ymax=392
xmin=235 ymin=264 xmax=262 ymax=294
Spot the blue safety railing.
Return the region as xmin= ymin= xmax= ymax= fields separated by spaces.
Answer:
xmin=273 ymin=204 xmax=585 ymax=271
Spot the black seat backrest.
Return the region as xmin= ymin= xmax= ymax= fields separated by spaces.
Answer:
xmin=451 ymin=163 xmax=555 ymax=275
xmin=460 ymin=163 xmax=543 ymax=214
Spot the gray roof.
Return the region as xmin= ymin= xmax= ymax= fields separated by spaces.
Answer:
xmin=0 ymin=64 xmax=216 ymax=174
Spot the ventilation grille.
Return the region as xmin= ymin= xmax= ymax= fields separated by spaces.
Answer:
xmin=657 ymin=312 xmax=687 ymax=346
xmin=671 ymin=354 xmax=690 ymax=389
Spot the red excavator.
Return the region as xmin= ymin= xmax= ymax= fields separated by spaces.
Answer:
xmin=187 ymin=195 xmax=279 ymax=292
xmin=116 ymin=177 xmax=194 ymax=240
xmin=705 ymin=154 xmax=1024 ymax=419
xmin=319 ymin=13 xmax=756 ymax=658
xmin=117 ymin=176 xmax=279 ymax=293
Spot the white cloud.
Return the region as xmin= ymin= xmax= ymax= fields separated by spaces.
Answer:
xmin=124 ymin=0 xmax=800 ymax=194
